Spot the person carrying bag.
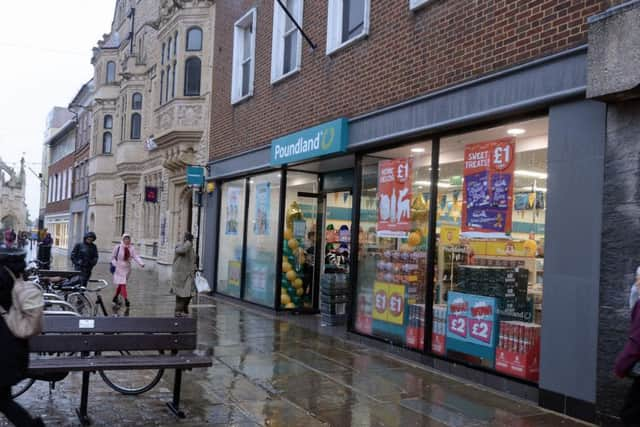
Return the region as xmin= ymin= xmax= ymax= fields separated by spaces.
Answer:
xmin=0 ymin=247 xmax=45 ymax=426
xmin=615 ymin=298 xmax=640 ymax=426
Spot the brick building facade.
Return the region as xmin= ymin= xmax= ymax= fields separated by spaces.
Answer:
xmin=210 ymin=0 xmax=623 ymax=159
xmin=203 ymin=1 xmax=640 ymax=425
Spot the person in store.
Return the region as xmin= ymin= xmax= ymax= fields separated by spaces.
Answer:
xmin=614 ymin=289 xmax=640 ymax=425
xmin=171 ymin=232 xmax=195 ymax=317
xmin=111 ymin=233 xmax=145 ymax=308
xmin=0 ymin=247 xmax=45 ymax=426
xmin=303 ymin=231 xmax=316 ymax=296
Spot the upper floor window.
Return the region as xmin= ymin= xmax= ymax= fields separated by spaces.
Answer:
xmin=104 ymin=115 xmax=113 ymax=129
xmin=103 ymin=132 xmax=112 ymax=154
xmin=186 ymin=27 xmax=203 ymax=51
xmin=409 ymin=0 xmax=430 ymax=10
xmin=160 ymin=70 xmax=165 ymax=105
xmin=271 ymin=0 xmax=303 ymax=82
xmin=173 ymin=32 xmax=178 ymax=56
xmin=326 ymin=0 xmax=370 ymax=54
xmin=130 ymin=113 xmax=141 ymax=140
xmin=132 ymin=92 xmax=143 ymax=110
xmin=167 ymin=37 xmax=172 ymax=59
xmin=231 ymin=9 xmax=256 ymax=103
xmin=161 ymin=43 xmax=165 ymax=65
xmin=184 ymin=57 xmax=201 ymax=96
xmin=171 ymin=62 xmax=177 ymax=98
xmin=106 ymin=61 xmax=116 ymax=83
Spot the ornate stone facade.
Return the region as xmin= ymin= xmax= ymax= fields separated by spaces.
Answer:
xmin=0 ymin=158 xmax=27 ymax=232
xmin=87 ymin=0 xmax=214 ymax=282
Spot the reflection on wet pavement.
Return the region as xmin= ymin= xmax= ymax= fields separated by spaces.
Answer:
xmin=8 ymin=263 xmax=592 ymax=426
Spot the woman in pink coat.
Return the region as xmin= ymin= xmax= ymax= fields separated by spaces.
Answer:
xmin=110 ymin=233 xmax=144 ymax=307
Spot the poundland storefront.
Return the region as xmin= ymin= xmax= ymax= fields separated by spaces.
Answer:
xmin=204 ymin=47 xmax=608 ymax=423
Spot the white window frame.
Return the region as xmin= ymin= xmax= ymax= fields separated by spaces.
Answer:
xmin=231 ymin=8 xmax=257 ymax=104
xmin=326 ymin=0 xmax=370 ymax=55
xmin=409 ymin=0 xmax=431 ymax=10
xmin=271 ymin=0 xmax=303 ymax=83
xmin=67 ymin=169 xmax=72 ymax=199
xmin=48 ymin=176 xmax=53 ymax=203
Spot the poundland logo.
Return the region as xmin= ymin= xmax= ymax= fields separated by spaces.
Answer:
xmin=270 ymin=118 xmax=348 ymax=166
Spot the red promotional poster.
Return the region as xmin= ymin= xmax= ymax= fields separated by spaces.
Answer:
xmin=461 ymin=138 xmax=515 ymax=234
xmin=377 ymin=158 xmax=413 ymax=238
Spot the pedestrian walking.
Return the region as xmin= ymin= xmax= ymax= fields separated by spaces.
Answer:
xmin=0 ymin=247 xmax=45 ymax=426
xmin=615 ymin=285 xmax=640 ymax=426
xmin=110 ymin=233 xmax=145 ymax=308
xmin=3 ymin=230 xmax=16 ymax=249
xmin=172 ymin=233 xmax=195 ymax=317
xmin=70 ymin=232 xmax=98 ymax=285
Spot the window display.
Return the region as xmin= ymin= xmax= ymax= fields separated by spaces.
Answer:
xmin=436 ymin=117 xmax=547 ymax=381
xmin=353 ymin=144 xmax=432 ymax=349
xmin=244 ymin=172 xmax=281 ymax=307
xmin=217 ymin=179 xmax=246 ymax=298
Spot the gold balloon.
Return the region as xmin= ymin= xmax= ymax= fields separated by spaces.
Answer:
xmin=411 ymin=193 xmax=428 ymax=223
xmin=286 ymin=201 xmax=304 ymax=231
xmin=296 ymin=288 xmax=304 ymax=296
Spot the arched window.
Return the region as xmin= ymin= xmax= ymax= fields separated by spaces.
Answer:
xmin=167 ymin=37 xmax=172 ymax=59
xmin=173 ymin=31 xmax=178 ymax=57
xmin=186 ymin=27 xmax=202 ymax=51
xmin=104 ymin=115 xmax=113 ymax=129
xmin=160 ymin=70 xmax=164 ymax=105
xmin=132 ymin=92 xmax=143 ymax=110
xmin=106 ymin=61 xmax=116 ymax=83
xmin=184 ymin=57 xmax=201 ymax=96
xmin=130 ymin=113 xmax=141 ymax=140
xmin=102 ymin=132 xmax=112 ymax=154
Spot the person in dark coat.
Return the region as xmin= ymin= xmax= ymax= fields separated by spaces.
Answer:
xmin=70 ymin=232 xmax=98 ymax=285
xmin=0 ymin=248 xmax=44 ymax=426
xmin=615 ymin=300 xmax=640 ymax=426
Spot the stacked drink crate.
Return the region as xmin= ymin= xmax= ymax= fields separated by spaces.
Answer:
xmin=320 ymin=272 xmax=350 ymax=326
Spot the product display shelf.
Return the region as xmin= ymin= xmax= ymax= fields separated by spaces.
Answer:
xmin=472 ymin=255 xmax=537 ymax=285
xmin=436 ymin=245 xmax=467 ymax=304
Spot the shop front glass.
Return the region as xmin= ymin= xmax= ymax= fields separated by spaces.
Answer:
xmin=244 ymin=172 xmax=281 ymax=307
xmin=280 ymin=172 xmax=319 ymax=309
xmin=353 ymin=143 xmax=432 ymax=350
xmin=217 ymin=178 xmax=246 ymax=298
xmin=435 ymin=117 xmax=547 ymax=382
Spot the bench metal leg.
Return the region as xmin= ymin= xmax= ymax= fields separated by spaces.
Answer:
xmin=166 ymin=369 xmax=185 ymax=418
xmin=75 ymin=371 xmax=92 ymax=426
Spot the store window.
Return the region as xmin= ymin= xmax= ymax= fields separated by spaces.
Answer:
xmin=244 ymin=172 xmax=281 ymax=307
xmin=217 ymin=179 xmax=246 ymax=298
xmin=354 ymin=143 xmax=432 ymax=350
xmin=435 ymin=117 xmax=547 ymax=382
xmin=280 ymin=172 xmax=318 ymax=309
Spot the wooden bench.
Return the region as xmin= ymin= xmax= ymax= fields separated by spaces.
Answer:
xmin=27 ymin=316 xmax=212 ymax=426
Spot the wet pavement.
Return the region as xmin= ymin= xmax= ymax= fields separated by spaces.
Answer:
xmin=5 ymin=261 xmax=594 ymax=426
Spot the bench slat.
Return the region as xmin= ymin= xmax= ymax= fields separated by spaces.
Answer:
xmin=29 ymin=334 xmax=197 ymax=353
xmin=41 ymin=317 xmax=197 ymax=334
xmin=26 ymin=354 xmax=212 ymax=374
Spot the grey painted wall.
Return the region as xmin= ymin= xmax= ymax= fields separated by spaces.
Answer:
xmin=540 ymin=100 xmax=606 ymax=403
xmin=597 ymin=99 xmax=640 ymax=421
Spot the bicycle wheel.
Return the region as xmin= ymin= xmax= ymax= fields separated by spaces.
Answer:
xmin=98 ymin=351 xmax=165 ymax=395
xmin=11 ymin=378 xmax=35 ymax=398
xmin=66 ymin=293 xmax=92 ymax=316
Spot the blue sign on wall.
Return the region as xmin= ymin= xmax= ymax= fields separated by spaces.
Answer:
xmin=446 ymin=291 xmax=498 ymax=364
xmin=270 ymin=118 xmax=348 ymax=166
xmin=187 ymin=166 xmax=204 ymax=186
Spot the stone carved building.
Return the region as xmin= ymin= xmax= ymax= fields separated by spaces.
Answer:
xmin=88 ymin=0 xmax=214 ymax=281
xmin=0 ymin=158 xmax=27 ymax=232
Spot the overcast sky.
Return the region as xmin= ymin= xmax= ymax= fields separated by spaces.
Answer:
xmin=0 ymin=0 xmax=116 ymax=223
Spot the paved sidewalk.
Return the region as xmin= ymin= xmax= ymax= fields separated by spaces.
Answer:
xmin=6 ymin=263 xmax=593 ymax=426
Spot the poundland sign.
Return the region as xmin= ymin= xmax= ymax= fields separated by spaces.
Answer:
xmin=270 ymin=118 xmax=348 ymax=166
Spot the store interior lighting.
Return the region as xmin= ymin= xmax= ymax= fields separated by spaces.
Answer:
xmin=514 ymin=170 xmax=547 ymax=179
xmin=411 ymin=147 xmax=426 ymax=153
xmin=507 ymin=128 xmax=526 ymax=136
xmin=414 ymin=181 xmax=452 ymax=188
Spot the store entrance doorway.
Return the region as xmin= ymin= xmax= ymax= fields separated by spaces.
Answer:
xmin=283 ymin=167 xmax=354 ymax=323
